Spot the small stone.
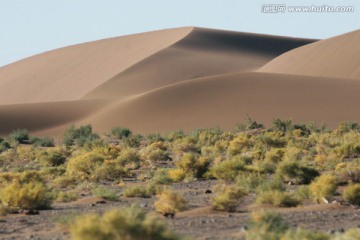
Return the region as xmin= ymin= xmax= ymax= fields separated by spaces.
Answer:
xmin=139 ymin=203 xmax=148 ymax=208
xmin=95 ymin=200 xmax=106 ymax=204
xmin=205 ymin=189 xmax=212 ymax=194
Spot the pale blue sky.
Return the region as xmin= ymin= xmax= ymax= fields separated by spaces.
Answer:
xmin=0 ymin=0 xmax=359 ymax=66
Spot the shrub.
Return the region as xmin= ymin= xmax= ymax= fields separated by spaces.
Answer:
xmin=116 ymin=148 xmax=141 ymax=170
xmin=256 ymin=190 xmax=300 ymax=207
xmin=70 ymin=206 xmax=182 ymax=240
xmin=211 ymin=184 xmax=247 ymax=212
xmin=66 ymin=149 xmax=127 ymax=181
xmin=124 ymin=134 xmax=143 ymax=147
xmin=38 ymin=149 xmax=66 ymax=166
xmin=154 ymin=190 xmax=187 ymax=215
xmin=210 ymin=156 xmax=246 ymax=181
xmin=246 ymin=210 xmax=288 ymax=240
xmin=235 ymin=172 xmax=266 ymax=192
xmin=0 ymin=139 xmax=10 ymax=153
xmin=56 ymin=190 xmax=79 ymax=202
xmin=63 ymin=125 xmax=99 ymax=146
xmin=342 ymin=184 xmax=360 ymax=206
xmin=271 ymin=118 xmax=292 ymax=133
xmin=336 ymin=121 xmax=360 ymax=134
xmin=9 ymin=129 xmax=29 ymax=143
xmin=123 ymin=184 xmax=157 ymax=198
xmin=228 ymin=134 xmax=251 ymax=155
xmin=151 ymin=169 xmax=173 ymax=185
xmin=0 ymin=181 xmax=53 ymax=211
xmin=30 ymin=136 xmax=55 ymax=147
xmin=310 ymin=174 xmax=338 ymax=203
xmin=176 ymin=153 xmax=210 ymax=179
xmin=281 ymin=228 xmax=330 ymax=240
xmin=0 ymin=170 xmax=44 ymax=185
xmin=140 ymin=142 xmax=169 ymax=166
xmin=236 ymin=117 xmax=264 ymax=131
xmin=168 ymin=169 xmax=186 ymax=182
xmin=336 ymin=161 xmax=360 ymax=183
xmin=92 ymin=186 xmax=118 ymax=201
xmin=110 ymin=127 xmax=132 ymax=139
xmin=276 ymin=161 xmax=319 ymax=184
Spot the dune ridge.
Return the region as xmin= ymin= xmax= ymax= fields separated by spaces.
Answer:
xmin=259 ymin=29 xmax=360 ymax=79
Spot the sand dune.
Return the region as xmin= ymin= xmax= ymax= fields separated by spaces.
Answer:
xmin=259 ymin=30 xmax=360 ymax=79
xmin=80 ymin=72 xmax=360 ymax=133
xmin=1 ymin=26 xmax=359 ymax=136
xmin=0 ymin=27 xmax=193 ymax=104
xmin=83 ymin=27 xmax=314 ymax=99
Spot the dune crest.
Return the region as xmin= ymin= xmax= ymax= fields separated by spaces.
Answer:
xmin=259 ymin=29 xmax=360 ymax=79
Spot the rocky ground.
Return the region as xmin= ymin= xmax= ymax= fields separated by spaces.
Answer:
xmin=0 ymin=180 xmax=359 ymax=240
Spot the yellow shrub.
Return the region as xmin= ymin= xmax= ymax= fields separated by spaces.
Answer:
xmin=0 ymin=181 xmax=53 ymax=210
xmin=310 ymin=174 xmax=338 ymax=203
xmin=168 ymin=169 xmax=186 ymax=182
xmin=154 ymin=190 xmax=186 ymax=215
xmin=342 ymin=184 xmax=360 ymax=206
xmin=228 ymin=134 xmax=250 ymax=156
xmin=70 ymin=207 xmax=182 ymax=240
xmin=256 ymin=190 xmax=300 ymax=207
xmin=212 ymin=184 xmax=247 ymax=212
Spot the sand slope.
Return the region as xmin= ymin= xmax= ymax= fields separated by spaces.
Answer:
xmin=1 ymin=26 xmax=360 ymax=135
xmin=0 ymin=27 xmax=193 ymax=104
xmin=259 ymin=30 xmax=360 ymax=79
xmin=79 ymin=72 xmax=360 ymax=133
xmin=83 ymin=27 xmax=314 ymax=100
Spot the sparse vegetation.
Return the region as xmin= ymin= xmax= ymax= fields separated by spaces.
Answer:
xmin=0 ymin=121 xmax=360 ymax=239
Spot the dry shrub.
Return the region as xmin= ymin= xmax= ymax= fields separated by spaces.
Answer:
xmin=154 ymin=190 xmax=186 ymax=215
xmin=212 ymin=184 xmax=247 ymax=212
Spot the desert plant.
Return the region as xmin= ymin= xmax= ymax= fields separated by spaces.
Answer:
xmin=110 ymin=127 xmax=132 ymax=139
xmin=228 ymin=134 xmax=251 ymax=156
xmin=276 ymin=160 xmax=319 ymax=184
xmin=246 ymin=210 xmax=289 ymax=240
xmin=92 ymin=186 xmax=118 ymax=201
xmin=0 ymin=181 xmax=53 ymax=211
xmin=281 ymin=228 xmax=330 ymax=240
xmin=235 ymin=172 xmax=266 ymax=192
xmin=63 ymin=125 xmax=99 ymax=146
xmin=209 ymin=156 xmax=247 ymax=181
xmin=30 ymin=136 xmax=55 ymax=147
xmin=175 ymin=153 xmax=210 ymax=180
xmin=271 ymin=118 xmax=292 ymax=133
xmin=123 ymin=184 xmax=157 ymax=198
xmin=332 ymin=228 xmax=360 ymax=240
xmin=38 ymin=149 xmax=66 ymax=166
xmin=342 ymin=184 xmax=360 ymax=206
xmin=256 ymin=190 xmax=300 ymax=207
xmin=212 ymin=184 xmax=247 ymax=212
xmin=9 ymin=129 xmax=29 ymax=143
xmin=310 ymin=174 xmax=338 ymax=203
xmin=70 ymin=206 xmax=182 ymax=240
xmin=154 ymin=189 xmax=186 ymax=216
xmin=168 ymin=169 xmax=186 ymax=182
xmin=236 ymin=117 xmax=264 ymax=131
xmin=56 ymin=190 xmax=79 ymax=202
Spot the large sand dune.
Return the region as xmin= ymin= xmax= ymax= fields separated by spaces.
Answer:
xmin=0 ymin=26 xmax=359 ymax=136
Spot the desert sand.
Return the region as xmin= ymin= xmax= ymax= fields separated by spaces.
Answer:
xmin=0 ymin=27 xmax=359 ymax=135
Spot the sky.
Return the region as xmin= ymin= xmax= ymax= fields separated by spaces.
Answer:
xmin=0 ymin=0 xmax=359 ymax=67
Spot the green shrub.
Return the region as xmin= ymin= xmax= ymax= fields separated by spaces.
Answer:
xmin=123 ymin=184 xmax=157 ymax=198
xmin=276 ymin=161 xmax=319 ymax=184
xmin=342 ymin=184 xmax=360 ymax=206
xmin=0 ymin=139 xmax=10 ymax=153
xmin=176 ymin=153 xmax=210 ymax=179
xmin=9 ymin=129 xmax=29 ymax=143
xmin=212 ymin=184 xmax=247 ymax=212
xmin=236 ymin=117 xmax=264 ymax=131
xmin=333 ymin=228 xmax=360 ymax=240
xmin=38 ymin=149 xmax=66 ymax=166
xmin=30 ymin=136 xmax=55 ymax=147
xmin=92 ymin=186 xmax=118 ymax=201
xmin=63 ymin=125 xmax=99 ymax=146
xmin=246 ymin=211 xmax=289 ymax=240
xmin=70 ymin=206 xmax=182 ymax=240
xmin=271 ymin=118 xmax=293 ymax=133
xmin=210 ymin=156 xmax=246 ymax=181
xmin=336 ymin=161 xmax=360 ymax=183
xmin=310 ymin=174 xmax=338 ymax=203
xmin=235 ymin=172 xmax=266 ymax=192
xmin=110 ymin=127 xmax=132 ymax=139
xmin=0 ymin=181 xmax=53 ymax=211
xmin=124 ymin=134 xmax=143 ymax=147
xmin=256 ymin=190 xmax=300 ymax=207
xmin=154 ymin=189 xmax=187 ymax=215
